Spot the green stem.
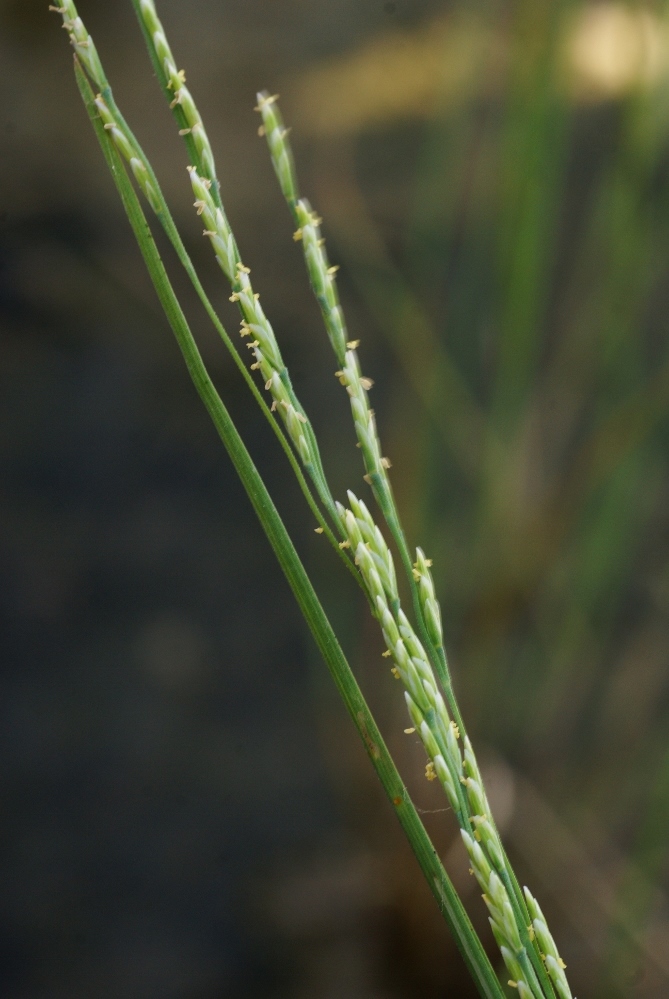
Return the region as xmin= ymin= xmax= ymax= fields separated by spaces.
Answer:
xmin=74 ymin=58 xmax=505 ymax=999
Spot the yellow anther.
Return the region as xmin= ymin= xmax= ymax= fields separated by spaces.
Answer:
xmin=346 ymin=340 xmax=360 ymax=349
xmin=425 ymin=762 xmax=437 ymax=781
xmin=508 ymin=983 xmax=518 ymax=990
xmin=327 ymin=265 xmax=339 ymax=275
xmin=229 ymin=293 xmax=240 ymax=302
xmin=382 ymin=650 xmax=392 ymax=658
xmin=403 ymin=727 xmax=415 ymax=734
xmin=363 ymin=474 xmax=372 ymax=484
xmin=314 ymin=527 xmax=324 ymax=534
xmin=292 ymin=228 xmax=303 ymax=241
xmin=246 ymin=340 xmax=260 ymax=349
xmin=338 ymin=540 xmax=350 ymax=550
xmin=257 ymin=125 xmax=265 ymax=136
xmin=381 ymin=457 xmax=392 ymax=469
xmin=254 ymin=93 xmax=279 ymax=111
xmin=236 ymin=263 xmax=251 ymax=274
xmin=451 ymin=722 xmax=460 ymax=740
xmin=411 ymin=568 xmax=421 ymax=581
xmin=359 ymin=377 xmax=374 ymax=391
xmin=390 ymin=667 xmax=400 ymax=679
xmin=468 ymin=867 xmax=474 ymax=876
xmin=193 ymin=199 xmax=206 ymax=215
xmin=178 ymin=127 xmax=192 ymax=136
xmin=558 ymin=959 xmax=567 ymax=969
xmin=265 ymin=378 xmax=273 ymax=390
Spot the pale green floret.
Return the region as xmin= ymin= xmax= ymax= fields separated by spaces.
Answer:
xmin=463 ymin=736 xmax=482 ymax=783
xmin=404 ymin=692 xmax=425 ymax=733
xmin=356 ymin=544 xmax=386 ymax=607
xmin=92 ymin=96 xmax=161 ymax=213
xmin=397 ymin=609 xmax=429 ymax=662
xmin=347 ymin=491 xmax=376 ymax=533
xmin=419 ymin=720 xmax=441 ymax=760
xmin=338 ymin=350 xmax=385 ymax=478
xmin=343 ymin=504 xmax=398 ymax=603
xmin=474 ymin=816 xmax=506 ymax=872
xmin=486 ymin=871 xmax=522 ymax=952
xmin=255 ymin=92 xmax=298 ymax=204
xmin=414 ymin=547 xmax=444 ymax=649
xmin=421 ymin=676 xmax=439 ymax=710
xmin=377 ymin=597 xmax=400 ymax=647
xmin=464 ymin=775 xmax=487 ymax=816
xmin=445 ymin=721 xmax=463 ymax=777
xmin=433 ymin=754 xmax=459 ymax=810
xmin=292 ymin=198 xmax=348 ymax=362
xmin=108 ymin=125 xmax=134 ymax=162
xmin=430 ymin=687 xmax=451 ymax=732
xmin=500 ymin=946 xmax=525 ymax=986
xmin=544 ymin=956 xmax=572 ymax=999
xmin=54 ymin=1 xmax=106 ymax=87
xmin=523 ymin=887 xmax=541 ymax=923
xmin=525 ymin=899 xmax=572 ymax=998
xmin=129 ymin=157 xmax=161 ymax=213
xmin=343 ymin=509 xmax=364 ymax=552
xmin=138 ymin=0 xmax=161 ymax=35
xmin=533 ymin=918 xmax=560 ymax=964
xmin=516 ymin=982 xmax=535 ymax=999
xmin=461 ymin=829 xmax=493 ymax=886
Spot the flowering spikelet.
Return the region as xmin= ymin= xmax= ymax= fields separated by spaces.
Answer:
xmin=137 ymin=0 xmax=216 ymax=181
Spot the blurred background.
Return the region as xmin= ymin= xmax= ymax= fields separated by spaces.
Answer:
xmin=2 ymin=0 xmax=669 ymax=996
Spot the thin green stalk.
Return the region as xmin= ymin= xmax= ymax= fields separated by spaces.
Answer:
xmin=72 ymin=56 xmax=505 ymax=999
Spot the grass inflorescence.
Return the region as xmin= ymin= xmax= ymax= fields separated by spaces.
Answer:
xmin=52 ymin=2 xmax=582 ymax=996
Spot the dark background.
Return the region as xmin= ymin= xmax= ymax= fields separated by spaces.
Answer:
xmin=2 ymin=1 xmax=669 ymax=996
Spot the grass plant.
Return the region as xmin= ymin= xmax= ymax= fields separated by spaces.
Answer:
xmin=49 ymin=1 xmax=590 ymax=995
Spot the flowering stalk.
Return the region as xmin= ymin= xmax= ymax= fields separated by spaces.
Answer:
xmin=337 ymin=492 xmax=571 ymax=999
xmin=130 ymin=0 xmax=340 ymax=523
xmin=255 ymin=92 xmax=462 ymax=722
